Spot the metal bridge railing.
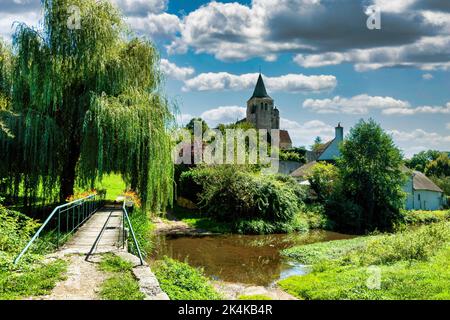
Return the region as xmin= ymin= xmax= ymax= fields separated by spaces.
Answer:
xmin=14 ymin=193 xmax=104 ymax=264
xmin=122 ymin=201 xmax=144 ymax=265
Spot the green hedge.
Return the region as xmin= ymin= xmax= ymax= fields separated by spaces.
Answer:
xmin=179 ymin=166 xmax=307 ymax=234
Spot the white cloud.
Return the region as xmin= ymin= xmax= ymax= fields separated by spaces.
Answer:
xmin=422 ymin=73 xmax=434 ymax=80
xmin=176 ymin=113 xmax=195 ymax=126
xmin=125 ymin=12 xmax=181 ymax=41
xmin=382 ymin=102 xmax=450 ymax=115
xmin=294 ymin=36 xmax=450 ymax=71
xmin=111 ymin=0 xmax=168 ymax=15
xmin=389 ymin=128 xmax=450 ymax=157
xmin=280 ymin=118 xmax=335 ymax=147
xmin=303 ymin=94 xmax=410 ymax=114
xmin=0 ymin=10 xmax=41 ymax=40
xmin=160 ymin=59 xmax=194 ymax=81
xmin=183 ymin=72 xmax=337 ymax=93
xmin=200 ymin=106 xmax=246 ymax=128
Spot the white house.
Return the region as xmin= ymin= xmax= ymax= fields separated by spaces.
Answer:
xmin=403 ymin=169 xmax=446 ymax=211
xmin=316 ymin=123 xmax=344 ymax=161
xmin=290 ymin=124 xmax=447 ymax=211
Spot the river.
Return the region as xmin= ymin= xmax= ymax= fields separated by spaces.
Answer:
xmin=150 ymin=230 xmax=353 ymax=286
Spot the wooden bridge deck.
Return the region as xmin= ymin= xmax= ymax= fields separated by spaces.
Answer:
xmin=60 ymin=206 xmax=123 ymax=255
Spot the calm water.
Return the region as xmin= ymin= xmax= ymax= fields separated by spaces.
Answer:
xmin=150 ymin=230 xmax=353 ymax=286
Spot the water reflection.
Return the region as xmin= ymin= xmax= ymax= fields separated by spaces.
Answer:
xmin=150 ymin=230 xmax=352 ymax=286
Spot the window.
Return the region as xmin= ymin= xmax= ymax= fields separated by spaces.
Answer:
xmin=418 ymin=194 xmax=421 ymax=201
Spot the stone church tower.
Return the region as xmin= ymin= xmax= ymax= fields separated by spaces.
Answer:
xmin=246 ymin=74 xmax=280 ymax=130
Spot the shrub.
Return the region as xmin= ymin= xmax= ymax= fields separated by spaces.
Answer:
xmin=306 ymin=162 xmax=338 ymax=202
xmin=153 ymin=257 xmax=221 ymax=300
xmin=0 ymin=204 xmax=40 ymax=254
xmin=400 ymin=210 xmax=450 ymax=225
xmin=127 ymin=208 xmax=154 ymax=257
xmin=179 ymin=166 xmax=308 ymax=234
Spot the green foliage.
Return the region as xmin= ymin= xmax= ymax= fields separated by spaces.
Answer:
xmin=98 ymin=253 xmax=144 ymax=300
xmin=280 ymin=148 xmax=307 ymax=163
xmin=279 ymin=222 xmax=450 ymax=300
xmin=0 ymin=259 xmax=67 ymax=300
xmin=0 ymin=204 xmax=40 ymax=254
xmin=401 ymin=209 xmax=450 ymax=225
xmin=185 ymin=117 xmax=209 ymax=134
xmin=329 ymin=119 xmax=406 ymax=233
xmin=282 ymin=236 xmax=374 ymax=265
xmin=153 ymin=257 xmax=221 ymax=300
xmin=299 ymin=204 xmax=333 ymax=230
xmin=343 ymin=222 xmax=450 ymax=266
xmin=425 ymin=153 xmax=450 ymax=178
xmin=306 ymin=162 xmax=338 ymax=202
xmin=100 ymin=273 xmax=144 ymax=300
xmin=430 ymin=175 xmax=450 ymax=197
xmin=179 ymin=166 xmax=306 ymax=234
xmin=99 ymin=253 xmax=134 ymax=273
xmin=0 ymin=0 xmax=174 ymax=210
xmin=405 ymin=150 xmax=442 ymax=173
xmin=127 ymin=208 xmax=154 ymax=257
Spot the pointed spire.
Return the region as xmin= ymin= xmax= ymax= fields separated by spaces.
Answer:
xmin=250 ymin=74 xmax=271 ymax=99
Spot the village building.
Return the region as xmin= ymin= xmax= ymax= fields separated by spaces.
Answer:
xmin=402 ymin=168 xmax=446 ymax=210
xmin=290 ymin=124 xmax=446 ymax=211
xmin=238 ymin=74 xmax=292 ymax=150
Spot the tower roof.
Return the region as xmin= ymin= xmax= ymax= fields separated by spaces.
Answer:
xmin=250 ymin=74 xmax=271 ymax=99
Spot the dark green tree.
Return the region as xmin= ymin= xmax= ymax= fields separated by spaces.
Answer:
xmin=0 ymin=0 xmax=174 ymax=210
xmin=185 ymin=117 xmax=209 ymax=134
xmin=425 ymin=153 xmax=450 ymax=177
xmin=405 ymin=150 xmax=441 ymax=172
xmin=331 ymin=119 xmax=406 ymax=232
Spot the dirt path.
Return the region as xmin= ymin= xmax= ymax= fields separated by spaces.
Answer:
xmin=213 ymin=281 xmax=298 ymax=300
xmin=40 ymin=254 xmax=107 ymax=300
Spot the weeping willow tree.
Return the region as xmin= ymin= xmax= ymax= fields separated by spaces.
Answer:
xmin=0 ymin=0 xmax=174 ymax=211
xmin=0 ymin=39 xmax=12 ymax=135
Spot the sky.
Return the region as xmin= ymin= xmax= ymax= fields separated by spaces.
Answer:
xmin=1 ymin=0 xmax=450 ymax=157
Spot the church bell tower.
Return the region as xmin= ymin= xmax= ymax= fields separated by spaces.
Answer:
xmin=246 ymin=74 xmax=279 ymax=130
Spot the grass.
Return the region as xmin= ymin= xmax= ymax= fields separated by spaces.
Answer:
xmin=238 ymin=294 xmax=272 ymax=300
xmin=281 ymin=236 xmax=377 ymax=265
xmin=0 ymin=259 xmax=67 ymax=300
xmin=98 ymin=253 xmax=144 ymax=300
xmin=278 ymin=222 xmax=450 ymax=300
xmin=99 ymin=253 xmax=133 ymax=273
xmin=99 ymin=273 xmax=145 ymax=300
xmin=171 ymin=205 xmax=233 ymax=234
xmin=74 ymin=173 xmax=126 ymax=201
xmin=152 ymin=257 xmax=222 ymax=300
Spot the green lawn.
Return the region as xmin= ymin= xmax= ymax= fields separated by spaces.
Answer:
xmin=0 ymin=259 xmax=67 ymax=300
xmin=98 ymin=253 xmax=144 ymax=300
xmin=278 ymin=222 xmax=450 ymax=300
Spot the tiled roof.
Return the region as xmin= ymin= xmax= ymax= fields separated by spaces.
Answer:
xmin=280 ymin=130 xmax=292 ymax=144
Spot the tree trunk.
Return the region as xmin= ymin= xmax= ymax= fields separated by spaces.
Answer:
xmin=59 ymin=144 xmax=81 ymax=203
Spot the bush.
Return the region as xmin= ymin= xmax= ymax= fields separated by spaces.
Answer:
xmin=401 ymin=210 xmax=450 ymax=225
xmin=153 ymin=257 xmax=221 ymax=300
xmin=179 ymin=166 xmax=307 ymax=234
xmin=127 ymin=208 xmax=154 ymax=257
xmin=0 ymin=204 xmax=40 ymax=254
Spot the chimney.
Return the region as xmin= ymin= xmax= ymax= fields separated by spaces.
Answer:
xmin=335 ymin=122 xmax=343 ymax=142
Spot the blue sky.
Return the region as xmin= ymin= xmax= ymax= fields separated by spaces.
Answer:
xmin=1 ymin=0 xmax=450 ymax=156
